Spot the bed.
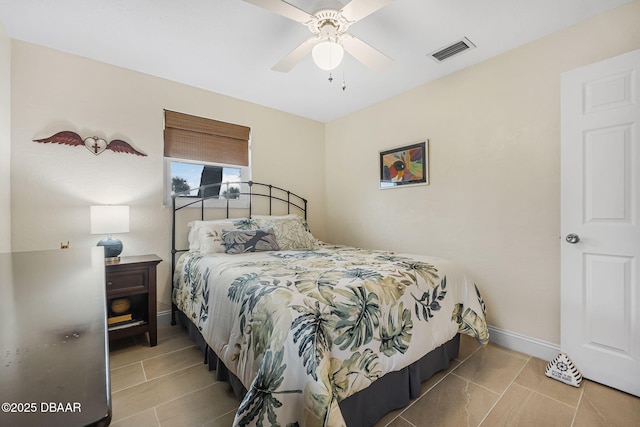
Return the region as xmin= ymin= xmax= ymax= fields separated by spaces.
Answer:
xmin=171 ymin=182 xmax=489 ymax=427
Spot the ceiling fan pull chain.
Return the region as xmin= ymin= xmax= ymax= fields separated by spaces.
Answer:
xmin=342 ymin=63 xmax=347 ymax=91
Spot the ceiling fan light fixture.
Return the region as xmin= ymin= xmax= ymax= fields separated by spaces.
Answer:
xmin=312 ymin=40 xmax=344 ymax=71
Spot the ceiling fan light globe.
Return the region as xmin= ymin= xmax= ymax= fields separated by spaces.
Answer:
xmin=312 ymin=40 xmax=344 ymax=71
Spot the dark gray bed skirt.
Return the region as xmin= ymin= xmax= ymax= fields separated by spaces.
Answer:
xmin=175 ymin=310 xmax=460 ymax=427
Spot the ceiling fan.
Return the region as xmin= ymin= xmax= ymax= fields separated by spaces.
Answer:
xmin=243 ymin=0 xmax=396 ymax=73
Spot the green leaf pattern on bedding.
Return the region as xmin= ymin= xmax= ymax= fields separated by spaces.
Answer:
xmin=332 ymin=347 xmax=382 ymax=400
xmin=173 ymin=245 xmax=489 ymax=426
xmin=412 ymin=276 xmax=447 ymax=321
xmin=379 ymin=302 xmax=413 ymax=357
xmin=237 ymin=347 xmax=301 ymax=427
xmin=332 ymin=284 xmax=380 ymax=352
xmin=291 ymin=299 xmax=333 ymax=381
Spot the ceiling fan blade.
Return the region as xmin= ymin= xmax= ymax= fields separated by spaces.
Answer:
xmin=242 ymin=0 xmax=311 ymax=23
xmin=341 ymin=34 xmax=393 ymax=73
xmin=340 ymin=0 xmax=396 ymax=22
xmin=272 ymin=37 xmax=319 ymax=72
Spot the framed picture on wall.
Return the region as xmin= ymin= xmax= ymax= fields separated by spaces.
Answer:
xmin=379 ymin=141 xmax=429 ymax=189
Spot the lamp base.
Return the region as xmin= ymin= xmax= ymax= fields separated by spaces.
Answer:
xmin=97 ymin=236 xmax=123 ymax=259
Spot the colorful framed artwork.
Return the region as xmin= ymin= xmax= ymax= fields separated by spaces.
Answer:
xmin=379 ymin=141 xmax=428 ymax=189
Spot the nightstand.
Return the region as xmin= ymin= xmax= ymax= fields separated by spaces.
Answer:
xmin=105 ymin=254 xmax=162 ymax=347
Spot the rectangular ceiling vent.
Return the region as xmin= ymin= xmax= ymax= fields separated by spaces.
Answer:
xmin=430 ymin=37 xmax=476 ymax=63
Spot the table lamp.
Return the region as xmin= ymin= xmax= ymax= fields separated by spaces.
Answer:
xmin=90 ymin=205 xmax=129 ymax=261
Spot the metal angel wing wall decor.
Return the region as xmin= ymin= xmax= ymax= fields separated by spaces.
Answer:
xmin=33 ymin=131 xmax=147 ymax=156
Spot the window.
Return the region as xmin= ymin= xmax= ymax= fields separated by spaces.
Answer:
xmin=168 ymin=159 xmax=246 ymax=196
xmin=163 ymin=110 xmax=251 ymax=207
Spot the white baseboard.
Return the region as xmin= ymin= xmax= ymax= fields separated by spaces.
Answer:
xmin=488 ymin=325 xmax=560 ymax=362
xmin=157 ymin=310 xmax=173 ymax=327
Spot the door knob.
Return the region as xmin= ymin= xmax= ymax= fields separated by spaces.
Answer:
xmin=566 ymin=234 xmax=580 ymax=244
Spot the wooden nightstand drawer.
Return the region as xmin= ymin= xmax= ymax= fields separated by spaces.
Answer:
xmin=106 ymin=269 xmax=148 ymax=294
xmin=105 ymin=254 xmax=162 ymax=347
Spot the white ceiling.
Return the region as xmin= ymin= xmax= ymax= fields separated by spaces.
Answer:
xmin=0 ymin=0 xmax=632 ymax=122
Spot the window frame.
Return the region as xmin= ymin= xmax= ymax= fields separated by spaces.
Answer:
xmin=163 ymin=110 xmax=252 ymax=209
xmin=163 ymin=156 xmax=251 ymax=208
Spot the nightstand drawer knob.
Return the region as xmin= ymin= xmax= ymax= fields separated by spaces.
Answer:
xmin=106 ymin=281 xmax=113 ymax=287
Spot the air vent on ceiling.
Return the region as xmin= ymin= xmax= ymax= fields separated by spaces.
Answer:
xmin=429 ymin=37 xmax=476 ymax=63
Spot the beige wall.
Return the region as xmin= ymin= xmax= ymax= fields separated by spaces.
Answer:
xmin=10 ymin=41 xmax=326 ymax=309
xmin=324 ymin=1 xmax=640 ymax=344
xmin=0 ymin=21 xmax=10 ymax=253
xmin=8 ymin=1 xmax=640 ymax=345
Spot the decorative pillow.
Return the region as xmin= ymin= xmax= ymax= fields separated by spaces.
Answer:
xmin=223 ymin=228 xmax=280 ymax=254
xmin=188 ymin=218 xmax=256 ymax=253
xmin=252 ymin=214 xmax=316 ymax=250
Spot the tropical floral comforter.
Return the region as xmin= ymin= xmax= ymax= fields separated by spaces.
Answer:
xmin=173 ymin=244 xmax=489 ymax=427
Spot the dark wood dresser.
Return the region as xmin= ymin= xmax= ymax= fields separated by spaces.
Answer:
xmin=0 ymin=247 xmax=111 ymax=426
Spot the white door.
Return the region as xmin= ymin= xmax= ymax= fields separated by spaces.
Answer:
xmin=561 ymin=49 xmax=640 ymax=397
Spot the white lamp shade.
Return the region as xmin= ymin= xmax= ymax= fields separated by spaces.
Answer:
xmin=312 ymin=40 xmax=344 ymax=71
xmin=90 ymin=206 xmax=130 ymax=234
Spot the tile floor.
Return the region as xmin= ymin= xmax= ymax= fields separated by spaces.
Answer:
xmin=108 ymin=325 xmax=640 ymax=427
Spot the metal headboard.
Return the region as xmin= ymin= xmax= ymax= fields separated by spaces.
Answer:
xmin=170 ymin=181 xmax=307 ymax=324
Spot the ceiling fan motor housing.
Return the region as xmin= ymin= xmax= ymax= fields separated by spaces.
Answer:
xmin=307 ymin=9 xmax=351 ymax=41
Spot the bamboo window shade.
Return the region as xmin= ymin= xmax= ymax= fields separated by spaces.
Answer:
xmin=164 ymin=110 xmax=250 ymax=166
